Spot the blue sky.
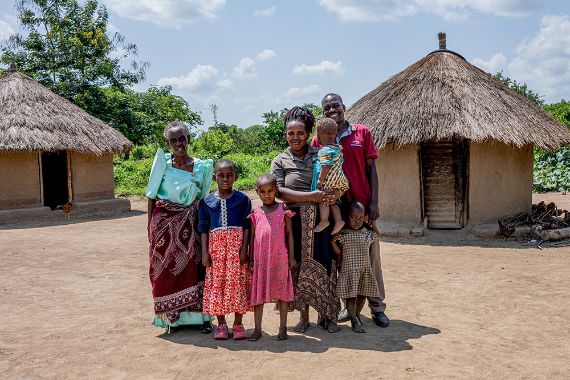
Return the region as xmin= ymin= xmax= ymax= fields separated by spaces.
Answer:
xmin=1 ymin=1 xmax=569 ymax=130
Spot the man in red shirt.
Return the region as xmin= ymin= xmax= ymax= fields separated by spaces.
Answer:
xmin=312 ymin=93 xmax=389 ymax=328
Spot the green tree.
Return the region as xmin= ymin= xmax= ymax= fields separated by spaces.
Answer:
xmin=1 ymin=0 xmax=147 ymax=106
xmin=493 ymin=71 xmax=544 ymax=106
xmin=192 ymin=128 xmax=235 ymax=160
xmin=545 ymin=101 xmax=570 ymax=129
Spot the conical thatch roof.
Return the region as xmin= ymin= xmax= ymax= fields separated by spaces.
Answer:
xmin=346 ymin=45 xmax=570 ymax=152
xmin=0 ymin=68 xmax=132 ymax=154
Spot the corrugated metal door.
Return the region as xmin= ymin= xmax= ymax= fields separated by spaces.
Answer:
xmin=421 ymin=139 xmax=468 ymax=228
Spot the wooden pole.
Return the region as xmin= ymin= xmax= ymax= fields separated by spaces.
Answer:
xmin=38 ymin=152 xmax=44 ymax=205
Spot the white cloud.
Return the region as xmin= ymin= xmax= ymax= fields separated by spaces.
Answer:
xmin=284 ymin=84 xmax=323 ymax=100
xmin=506 ymin=15 xmax=570 ymax=103
xmin=256 ymin=49 xmax=276 ymax=61
xmin=318 ymin=0 xmax=539 ymax=22
xmin=472 ymin=53 xmax=507 ymax=74
xmin=0 ymin=19 xmax=15 ymax=41
xmin=293 ymin=60 xmax=344 ymax=75
xmin=101 ymin=0 xmax=225 ymax=28
xmin=157 ymin=64 xmax=219 ymax=91
xmin=254 ymin=6 xmax=276 ymax=18
xmin=216 ymin=79 xmax=235 ymax=91
xmin=232 ymin=57 xmax=256 ymax=78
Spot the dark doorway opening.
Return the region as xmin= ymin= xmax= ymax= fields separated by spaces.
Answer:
xmin=421 ymin=138 xmax=469 ymax=229
xmin=41 ymin=151 xmax=69 ymax=210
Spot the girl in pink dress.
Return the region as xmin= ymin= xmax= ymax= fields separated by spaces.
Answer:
xmin=248 ymin=174 xmax=297 ymax=341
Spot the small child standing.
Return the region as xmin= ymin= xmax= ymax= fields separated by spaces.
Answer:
xmin=311 ymin=117 xmax=349 ymax=234
xmin=248 ymin=174 xmax=297 ymax=341
xmin=198 ymin=159 xmax=252 ymax=340
xmin=331 ymin=201 xmax=380 ymax=333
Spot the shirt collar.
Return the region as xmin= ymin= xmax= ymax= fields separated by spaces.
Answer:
xmin=337 ymin=122 xmax=356 ymax=142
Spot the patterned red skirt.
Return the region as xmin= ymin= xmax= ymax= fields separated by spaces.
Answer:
xmin=203 ymin=228 xmax=252 ymax=316
xmin=148 ymin=199 xmax=204 ymax=324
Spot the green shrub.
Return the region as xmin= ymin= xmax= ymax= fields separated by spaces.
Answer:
xmin=533 ymin=147 xmax=570 ymax=192
xmin=114 ymin=145 xmax=281 ymax=196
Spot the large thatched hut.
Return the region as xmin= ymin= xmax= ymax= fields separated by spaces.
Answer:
xmin=346 ymin=33 xmax=570 ymax=228
xmin=0 ymin=64 xmax=131 ymax=221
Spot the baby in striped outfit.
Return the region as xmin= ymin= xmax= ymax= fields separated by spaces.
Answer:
xmin=311 ymin=117 xmax=349 ymax=234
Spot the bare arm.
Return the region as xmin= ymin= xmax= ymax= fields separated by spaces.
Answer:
xmin=285 ymin=215 xmax=297 ymax=268
xmin=331 ymin=238 xmax=342 ymax=268
xmin=239 ymin=228 xmax=250 ymax=265
xmin=147 ymin=198 xmax=155 ymax=229
xmin=201 ymin=232 xmax=211 ymax=267
xmin=276 ymin=186 xmax=324 ymax=203
xmin=317 ymin=165 xmax=332 ymax=188
xmin=366 ymin=158 xmax=379 ymax=221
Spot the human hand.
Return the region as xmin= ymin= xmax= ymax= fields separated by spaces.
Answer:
xmin=367 ymin=202 xmax=379 ymax=222
xmin=322 ymin=189 xmax=336 ymax=205
xmin=309 ymin=190 xmax=325 ymax=203
xmin=202 ymin=253 xmax=211 ymax=268
xmin=289 ymin=256 xmax=297 ymax=269
xmin=239 ymin=249 xmax=249 ymax=265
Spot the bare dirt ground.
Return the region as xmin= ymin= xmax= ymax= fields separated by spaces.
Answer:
xmin=0 ymin=192 xmax=569 ymax=379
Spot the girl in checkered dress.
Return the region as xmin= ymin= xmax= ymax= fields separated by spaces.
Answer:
xmin=331 ymin=201 xmax=379 ymax=333
xmin=311 ymin=117 xmax=349 ymax=235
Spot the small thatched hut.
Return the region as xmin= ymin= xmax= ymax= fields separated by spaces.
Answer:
xmin=346 ymin=33 xmax=570 ymax=228
xmin=0 ymin=64 xmax=132 ymax=220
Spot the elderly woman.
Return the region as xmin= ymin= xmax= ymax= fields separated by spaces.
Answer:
xmin=270 ymin=106 xmax=341 ymax=333
xmin=146 ymin=121 xmax=214 ymax=333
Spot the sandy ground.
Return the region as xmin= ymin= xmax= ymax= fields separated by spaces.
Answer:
xmin=0 ymin=193 xmax=569 ymax=379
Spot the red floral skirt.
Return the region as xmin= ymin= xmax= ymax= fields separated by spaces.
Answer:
xmin=203 ymin=228 xmax=253 ymax=316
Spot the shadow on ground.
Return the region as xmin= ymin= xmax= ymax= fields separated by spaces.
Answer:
xmin=382 ymin=229 xmax=569 ymax=250
xmin=158 ymin=318 xmax=441 ymax=353
xmin=0 ymin=209 xmax=145 ymax=230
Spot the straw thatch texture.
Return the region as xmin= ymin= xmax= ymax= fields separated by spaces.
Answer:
xmin=0 ymin=70 xmax=132 ymax=154
xmin=346 ymin=51 xmax=570 ymax=151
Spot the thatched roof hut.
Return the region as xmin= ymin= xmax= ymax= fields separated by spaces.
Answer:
xmin=346 ymin=34 xmax=570 ymax=229
xmin=0 ymin=64 xmax=131 ymax=154
xmin=347 ymin=36 xmax=570 ymax=152
xmin=0 ymin=64 xmax=131 ymax=220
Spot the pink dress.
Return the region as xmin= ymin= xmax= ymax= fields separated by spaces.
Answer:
xmin=249 ymin=204 xmax=295 ymax=305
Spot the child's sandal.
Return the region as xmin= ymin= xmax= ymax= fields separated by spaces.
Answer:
xmin=232 ymin=324 xmax=247 ymax=340
xmin=213 ymin=323 xmax=229 ymax=340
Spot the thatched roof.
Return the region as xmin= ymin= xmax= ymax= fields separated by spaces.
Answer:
xmin=346 ymin=43 xmax=570 ymax=151
xmin=0 ymin=67 xmax=132 ymax=154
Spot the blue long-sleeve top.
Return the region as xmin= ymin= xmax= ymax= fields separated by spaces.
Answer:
xmin=198 ymin=191 xmax=252 ymax=233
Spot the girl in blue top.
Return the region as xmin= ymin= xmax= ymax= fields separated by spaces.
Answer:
xmin=198 ymin=159 xmax=253 ymax=340
xmin=311 ymin=117 xmax=349 ymax=235
xmin=146 ymin=121 xmax=214 ymax=333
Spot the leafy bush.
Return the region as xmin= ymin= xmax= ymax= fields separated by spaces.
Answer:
xmin=533 ymin=147 xmax=570 ymax=192
xmin=114 ymin=145 xmax=280 ymax=196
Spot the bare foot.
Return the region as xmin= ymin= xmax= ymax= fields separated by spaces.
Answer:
xmin=313 ymin=221 xmax=330 ymax=233
xmin=351 ymin=320 xmax=366 ymax=333
xmin=331 ymin=220 xmax=345 ymax=235
xmin=248 ymin=330 xmax=262 ymax=341
xmin=276 ymin=327 xmax=288 ymax=341
xmin=327 ymin=321 xmax=341 ymax=333
xmin=293 ymin=319 xmax=310 ymax=333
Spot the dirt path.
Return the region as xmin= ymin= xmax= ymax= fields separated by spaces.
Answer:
xmin=0 ymin=193 xmax=569 ymax=379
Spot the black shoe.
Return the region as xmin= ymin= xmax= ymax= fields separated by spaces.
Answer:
xmin=200 ymin=321 xmax=213 ymax=334
xmin=372 ymin=312 xmax=390 ymax=327
xmin=338 ymin=309 xmax=349 ymax=323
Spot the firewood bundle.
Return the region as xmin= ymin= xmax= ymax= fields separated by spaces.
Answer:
xmin=498 ymin=201 xmax=570 ymax=240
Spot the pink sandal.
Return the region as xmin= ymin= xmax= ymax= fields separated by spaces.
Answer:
xmin=213 ymin=323 xmax=229 ymax=340
xmin=232 ymin=324 xmax=247 ymax=340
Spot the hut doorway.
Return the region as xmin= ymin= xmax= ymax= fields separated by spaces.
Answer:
xmin=41 ymin=151 xmax=69 ymax=210
xmin=420 ymin=139 xmax=468 ymax=229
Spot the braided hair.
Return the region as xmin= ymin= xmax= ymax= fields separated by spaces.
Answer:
xmin=283 ymin=106 xmax=316 ymax=134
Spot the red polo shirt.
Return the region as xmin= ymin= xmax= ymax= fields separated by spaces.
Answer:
xmin=311 ymin=123 xmax=378 ymax=207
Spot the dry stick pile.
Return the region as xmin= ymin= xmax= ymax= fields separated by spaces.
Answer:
xmin=498 ymin=201 xmax=570 ymax=241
